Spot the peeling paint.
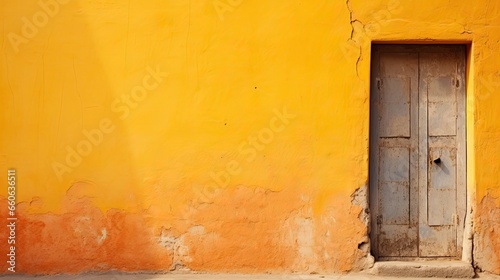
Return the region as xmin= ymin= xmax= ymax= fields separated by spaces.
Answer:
xmin=97 ymin=228 xmax=107 ymax=245
xmin=350 ymin=185 xmax=374 ymax=270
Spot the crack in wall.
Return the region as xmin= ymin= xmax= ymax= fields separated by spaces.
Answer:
xmin=346 ymin=0 xmax=363 ymax=78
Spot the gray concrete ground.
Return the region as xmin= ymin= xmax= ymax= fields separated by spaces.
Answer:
xmin=1 ymin=272 xmax=500 ymax=280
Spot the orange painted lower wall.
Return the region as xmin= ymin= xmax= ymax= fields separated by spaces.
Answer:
xmin=0 ymin=183 xmax=370 ymax=274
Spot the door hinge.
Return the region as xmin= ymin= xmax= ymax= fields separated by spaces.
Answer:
xmin=453 ymin=214 xmax=459 ymax=225
xmin=377 ymin=79 xmax=382 ymax=90
xmin=377 ymin=215 xmax=383 ymax=225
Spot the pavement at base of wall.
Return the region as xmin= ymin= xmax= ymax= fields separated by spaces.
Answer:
xmin=1 ymin=272 xmax=500 ymax=280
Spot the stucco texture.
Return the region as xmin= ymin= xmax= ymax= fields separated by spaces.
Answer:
xmin=0 ymin=0 xmax=499 ymax=275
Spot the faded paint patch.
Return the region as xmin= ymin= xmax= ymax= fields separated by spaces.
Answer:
xmin=474 ymin=193 xmax=500 ymax=274
xmin=281 ymin=205 xmax=318 ymax=272
xmin=0 ymin=183 xmax=171 ymax=274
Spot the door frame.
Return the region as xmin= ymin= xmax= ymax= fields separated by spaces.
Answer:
xmin=368 ymin=43 xmax=472 ymax=261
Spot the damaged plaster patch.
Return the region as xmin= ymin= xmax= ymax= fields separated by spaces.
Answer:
xmin=281 ymin=206 xmax=318 ymax=273
xmin=351 ymin=185 xmax=369 ymax=226
xmin=351 ymin=184 xmax=374 ymax=270
xmin=296 ymin=217 xmax=315 ymax=264
xmin=474 ymin=193 xmax=500 ymax=274
xmin=97 ymin=228 xmax=107 ymax=245
xmin=158 ymin=225 xmax=206 ymax=271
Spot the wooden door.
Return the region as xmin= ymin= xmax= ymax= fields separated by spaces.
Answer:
xmin=370 ymin=45 xmax=466 ymax=259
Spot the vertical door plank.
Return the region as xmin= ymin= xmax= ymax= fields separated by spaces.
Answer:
xmin=428 ymin=76 xmax=458 ymax=136
xmin=379 ymin=77 xmax=411 ymax=137
xmin=419 ymin=49 xmax=465 ymax=258
xmin=370 ymin=47 xmax=419 ymax=258
xmin=379 ymin=147 xmax=410 ymax=225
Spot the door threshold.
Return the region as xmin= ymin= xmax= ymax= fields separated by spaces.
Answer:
xmin=370 ymin=260 xmax=474 ymax=278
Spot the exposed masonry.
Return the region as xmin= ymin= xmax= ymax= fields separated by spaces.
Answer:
xmin=351 ymin=184 xmax=374 ymax=270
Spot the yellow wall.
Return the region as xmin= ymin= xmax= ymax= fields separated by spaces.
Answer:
xmin=0 ymin=0 xmax=500 ymax=274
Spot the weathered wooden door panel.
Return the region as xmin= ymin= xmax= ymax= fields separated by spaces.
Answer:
xmin=418 ymin=50 xmax=466 ymax=258
xmin=370 ymin=45 xmax=466 ymax=260
xmin=379 ymin=77 xmax=411 ymax=137
xmin=378 ymin=226 xmax=418 ymax=257
xmin=428 ymin=76 xmax=458 ymax=136
xmin=379 ymin=147 xmax=410 ymax=225
xmin=419 ymin=225 xmax=457 ymax=257
xmin=428 ymin=146 xmax=457 ymax=226
xmin=370 ymin=50 xmax=419 ymax=258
